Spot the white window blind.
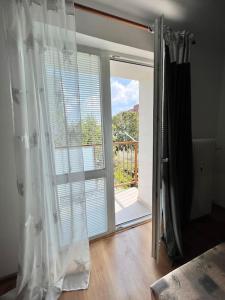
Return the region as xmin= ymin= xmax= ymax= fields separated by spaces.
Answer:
xmin=44 ymin=49 xmax=107 ymax=239
xmin=77 ymin=51 xmax=105 ymax=172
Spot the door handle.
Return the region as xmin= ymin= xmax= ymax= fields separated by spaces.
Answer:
xmin=161 ymin=157 xmax=168 ymax=163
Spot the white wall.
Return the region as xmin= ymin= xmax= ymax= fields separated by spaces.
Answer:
xmin=138 ymin=68 xmax=154 ymax=209
xmin=190 ymin=45 xmax=224 ymax=217
xmin=0 ymin=22 xmax=19 ymax=277
xmin=191 ymin=46 xmax=224 ymax=139
xmin=75 ymin=10 xmax=154 ymax=53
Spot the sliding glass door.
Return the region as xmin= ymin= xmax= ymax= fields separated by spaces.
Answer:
xmin=76 ymin=51 xmax=108 ymax=238
xmin=47 ymin=46 xmax=115 ymax=240
xmin=76 ymin=49 xmax=115 ymax=238
xmin=76 ymin=48 xmax=115 ymax=238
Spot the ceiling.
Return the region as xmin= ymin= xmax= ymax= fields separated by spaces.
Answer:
xmin=76 ymin=0 xmax=225 ymax=52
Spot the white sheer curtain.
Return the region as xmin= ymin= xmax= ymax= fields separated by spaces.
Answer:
xmin=1 ymin=0 xmax=90 ymax=299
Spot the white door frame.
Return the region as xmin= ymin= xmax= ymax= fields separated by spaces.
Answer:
xmin=151 ymin=16 xmax=164 ymax=260
xmin=77 ymin=45 xmax=116 ymax=238
xmin=100 ymin=50 xmax=116 ymax=235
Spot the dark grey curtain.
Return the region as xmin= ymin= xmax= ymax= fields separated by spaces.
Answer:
xmin=162 ymin=35 xmax=193 ymax=260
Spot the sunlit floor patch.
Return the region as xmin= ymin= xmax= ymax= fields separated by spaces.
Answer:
xmin=115 ymin=187 xmax=151 ymax=225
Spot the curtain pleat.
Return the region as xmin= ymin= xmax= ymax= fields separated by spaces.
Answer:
xmin=162 ymin=43 xmax=193 ymax=260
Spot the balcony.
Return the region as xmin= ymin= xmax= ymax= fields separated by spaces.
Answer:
xmin=113 ymin=141 xmax=151 ymax=225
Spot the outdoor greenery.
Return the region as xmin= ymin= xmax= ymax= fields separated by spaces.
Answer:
xmin=81 ymin=116 xmax=102 ymax=145
xmin=53 ymin=112 xmax=102 ymax=147
xmin=114 ymin=162 xmax=133 ymax=189
xmin=112 ymin=111 xmax=139 ymax=142
xmin=112 ymin=111 xmax=139 ymax=188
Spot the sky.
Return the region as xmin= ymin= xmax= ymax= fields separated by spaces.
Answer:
xmin=111 ymin=77 xmax=139 ymax=116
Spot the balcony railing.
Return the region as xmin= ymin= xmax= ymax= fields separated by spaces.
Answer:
xmin=113 ymin=141 xmax=138 ymax=189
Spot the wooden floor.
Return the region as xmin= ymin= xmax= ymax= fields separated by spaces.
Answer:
xmin=2 ymin=206 xmax=225 ymax=299
xmin=60 ymin=222 xmax=172 ymax=300
xmin=182 ymin=205 xmax=225 ymax=264
xmin=0 ymin=222 xmax=172 ymax=299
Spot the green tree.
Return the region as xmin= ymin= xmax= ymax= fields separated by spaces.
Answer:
xmin=112 ymin=111 xmax=139 ymax=189
xmin=112 ymin=111 xmax=138 ymax=142
xmin=81 ymin=116 xmax=102 ymax=145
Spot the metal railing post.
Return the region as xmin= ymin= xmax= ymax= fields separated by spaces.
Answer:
xmin=113 ymin=141 xmax=138 ymax=188
xmin=134 ymin=142 xmax=138 ymax=186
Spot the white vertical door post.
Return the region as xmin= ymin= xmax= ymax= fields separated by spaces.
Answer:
xmin=152 ymin=16 xmax=164 ymax=261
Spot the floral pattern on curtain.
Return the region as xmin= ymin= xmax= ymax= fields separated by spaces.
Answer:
xmin=1 ymin=0 xmax=90 ymax=299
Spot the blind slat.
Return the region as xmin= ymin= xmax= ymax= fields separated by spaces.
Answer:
xmin=44 ymin=50 xmax=107 ymax=239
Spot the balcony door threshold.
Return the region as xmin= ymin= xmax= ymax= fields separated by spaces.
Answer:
xmin=116 ymin=213 xmax=152 ymax=231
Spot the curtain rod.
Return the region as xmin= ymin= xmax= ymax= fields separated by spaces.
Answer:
xmin=74 ymin=3 xmax=153 ymax=33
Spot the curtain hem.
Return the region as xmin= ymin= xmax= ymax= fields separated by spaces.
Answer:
xmin=0 ymin=270 xmax=90 ymax=300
